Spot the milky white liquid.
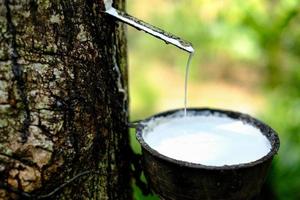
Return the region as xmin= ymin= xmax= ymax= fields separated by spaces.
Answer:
xmin=143 ymin=114 xmax=271 ymax=166
xmin=184 ymin=52 xmax=194 ymax=116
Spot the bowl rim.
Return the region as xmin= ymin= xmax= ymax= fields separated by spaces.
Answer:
xmin=135 ymin=107 xmax=280 ymax=170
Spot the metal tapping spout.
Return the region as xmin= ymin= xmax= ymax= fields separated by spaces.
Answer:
xmin=103 ymin=0 xmax=194 ymax=53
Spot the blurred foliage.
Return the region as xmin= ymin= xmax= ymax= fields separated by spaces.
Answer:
xmin=126 ymin=0 xmax=300 ymax=199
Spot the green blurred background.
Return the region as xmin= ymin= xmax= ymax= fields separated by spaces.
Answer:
xmin=126 ymin=0 xmax=300 ymax=199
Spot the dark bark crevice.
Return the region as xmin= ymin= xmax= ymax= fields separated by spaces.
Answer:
xmin=5 ymin=0 xmax=31 ymax=143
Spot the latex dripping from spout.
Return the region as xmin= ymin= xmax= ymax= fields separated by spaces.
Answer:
xmin=103 ymin=0 xmax=194 ymax=53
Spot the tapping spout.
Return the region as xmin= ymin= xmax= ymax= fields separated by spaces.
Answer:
xmin=103 ymin=0 xmax=194 ymax=53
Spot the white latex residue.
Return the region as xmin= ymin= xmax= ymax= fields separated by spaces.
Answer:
xmin=105 ymin=8 xmax=194 ymax=53
xmin=143 ymin=114 xmax=271 ymax=166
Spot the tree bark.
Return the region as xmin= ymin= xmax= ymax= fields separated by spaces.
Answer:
xmin=0 ymin=0 xmax=132 ymax=199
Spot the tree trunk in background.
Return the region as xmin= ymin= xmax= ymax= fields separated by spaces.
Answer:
xmin=0 ymin=0 xmax=132 ymax=199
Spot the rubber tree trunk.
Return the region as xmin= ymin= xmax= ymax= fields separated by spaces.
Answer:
xmin=0 ymin=0 xmax=132 ymax=199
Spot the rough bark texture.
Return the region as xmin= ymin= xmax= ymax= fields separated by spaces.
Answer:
xmin=0 ymin=0 xmax=131 ymax=199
